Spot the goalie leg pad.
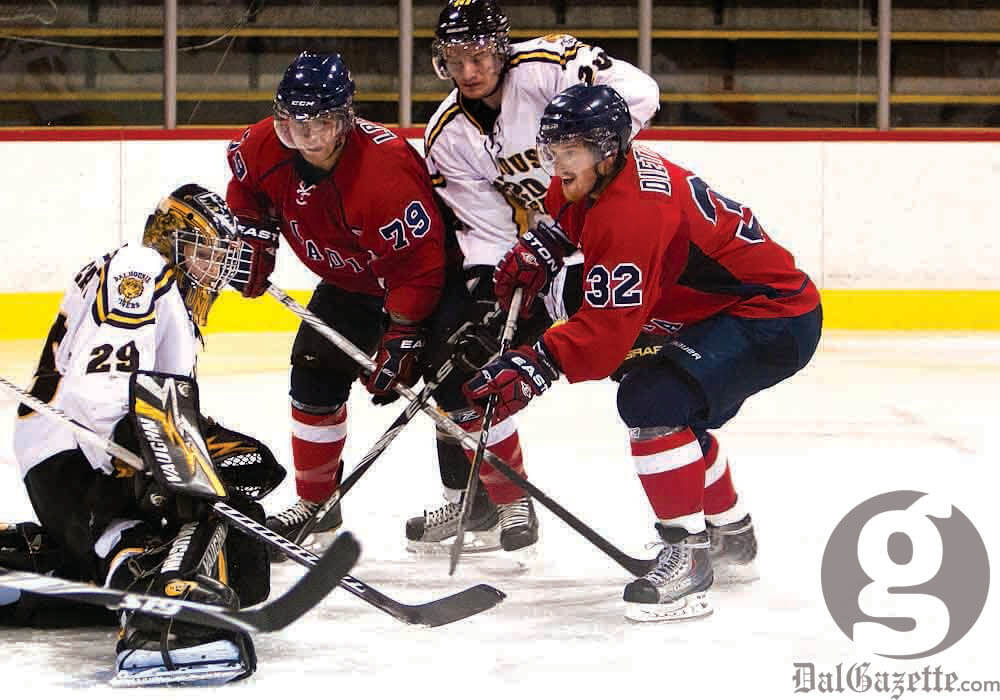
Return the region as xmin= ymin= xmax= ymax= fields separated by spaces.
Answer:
xmin=0 ymin=521 xmax=63 ymax=575
xmin=113 ymin=517 xmax=257 ymax=685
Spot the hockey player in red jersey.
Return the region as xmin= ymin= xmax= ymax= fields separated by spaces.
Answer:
xmin=464 ymin=84 xmax=822 ymax=621
xmin=226 ymin=52 xmax=447 ymax=548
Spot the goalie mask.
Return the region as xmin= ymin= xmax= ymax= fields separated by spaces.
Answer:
xmin=142 ymin=184 xmax=242 ymax=327
xmin=432 ymin=0 xmax=510 ymax=86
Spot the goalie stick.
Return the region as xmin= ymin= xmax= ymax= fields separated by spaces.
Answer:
xmin=0 ymin=532 xmax=360 ymax=635
xmin=450 ymin=288 xmax=523 ymax=575
xmin=0 ymin=375 xmax=506 ymax=627
xmin=267 ymin=285 xmax=658 ymax=577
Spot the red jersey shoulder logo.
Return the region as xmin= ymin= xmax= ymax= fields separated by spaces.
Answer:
xmin=296 ymin=181 xmax=316 ymax=206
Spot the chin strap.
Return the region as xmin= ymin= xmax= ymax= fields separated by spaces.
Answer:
xmin=587 ymin=153 xmax=629 ymax=200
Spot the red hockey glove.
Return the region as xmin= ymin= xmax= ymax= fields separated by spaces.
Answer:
xmin=493 ymin=220 xmax=574 ymax=318
xmin=462 ymin=342 xmax=560 ymax=423
xmin=231 ymin=218 xmax=280 ymax=298
xmin=366 ymin=322 xmax=427 ymax=405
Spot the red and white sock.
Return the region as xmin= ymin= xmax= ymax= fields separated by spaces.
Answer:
xmin=702 ymin=432 xmax=740 ymax=521
xmin=631 ymin=427 xmax=706 ymax=534
xmin=463 ymin=415 xmax=527 ymax=506
xmin=291 ymin=404 xmax=347 ymax=503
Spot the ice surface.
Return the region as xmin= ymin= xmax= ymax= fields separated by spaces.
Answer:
xmin=1 ymin=331 xmax=997 ymax=698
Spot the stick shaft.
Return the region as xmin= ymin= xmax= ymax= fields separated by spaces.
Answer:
xmin=449 ymin=288 xmax=523 ymax=574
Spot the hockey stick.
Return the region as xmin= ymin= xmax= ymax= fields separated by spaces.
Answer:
xmin=294 ymin=302 xmax=507 ymax=546
xmin=267 ymin=285 xmax=657 ymax=577
xmin=449 ymin=288 xmax=523 ymax=575
xmin=0 ymin=375 xmax=506 ymax=627
xmin=216 ymin=502 xmax=504 ymax=627
xmin=0 ymin=532 xmax=360 ymax=635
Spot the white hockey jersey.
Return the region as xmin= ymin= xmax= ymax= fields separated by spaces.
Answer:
xmin=14 ymin=244 xmax=198 ymax=477
xmin=424 ymin=34 xmax=660 ymax=268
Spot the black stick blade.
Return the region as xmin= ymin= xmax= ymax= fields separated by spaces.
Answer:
xmin=241 ymin=531 xmax=361 ymax=631
xmin=413 ymin=584 xmax=506 ymax=628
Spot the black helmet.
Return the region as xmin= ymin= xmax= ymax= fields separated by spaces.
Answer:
xmin=274 ymin=51 xmax=355 ymax=120
xmin=537 ymin=84 xmax=632 ymax=169
xmin=143 ymin=184 xmax=241 ymax=327
xmin=432 ymin=0 xmax=511 ymax=79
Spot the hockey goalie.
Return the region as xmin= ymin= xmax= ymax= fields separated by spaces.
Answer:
xmin=0 ymin=185 xmax=287 ymax=685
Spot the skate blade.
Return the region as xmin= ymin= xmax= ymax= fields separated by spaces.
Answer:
xmin=712 ymin=560 xmax=760 ymax=586
xmin=302 ymin=529 xmax=340 ymax=553
xmin=625 ymin=591 xmax=713 ymax=623
xmin=471 ymin=543 xmax=537 ymax=575
xmin=111 ymin=662 xmax=247 ymax=687
xmin=405 ymin=529 xmax=502 ymax=556
xmin=271 ymin=527 xmax=341 ymax=564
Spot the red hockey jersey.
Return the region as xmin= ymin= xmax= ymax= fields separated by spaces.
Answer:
xmin=226 ymin=118 xmax=446 ymax=321
xmin=542 ymin=143 xmax=820 ymax=383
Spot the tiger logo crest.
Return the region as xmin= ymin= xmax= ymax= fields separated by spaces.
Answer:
xmin=118 ymin=276 xmax=145 ymax=300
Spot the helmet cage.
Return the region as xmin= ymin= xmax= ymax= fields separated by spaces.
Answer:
xmin=174 ymin=226 xmax=241 ymax=293
xmin=143 ymin=187 xmax=241 ymax=326
xmin=432 ymin=34 xmax=509 ymax=80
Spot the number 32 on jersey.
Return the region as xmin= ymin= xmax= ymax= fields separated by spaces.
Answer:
xmin=585 ymin=263 xmax=642 ymax=308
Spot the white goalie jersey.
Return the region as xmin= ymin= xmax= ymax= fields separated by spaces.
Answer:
xmin=14 ymin=244 xmax=198 ymax=477
xmin=424 ymin=34 xmax=660 ymax=268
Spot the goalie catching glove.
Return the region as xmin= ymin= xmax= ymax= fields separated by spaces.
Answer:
xmin=365 ymin=321 xmax=427 ymax=405
xmin=462 ymin=341 xmax=560 ymax=423
xmin=493 ymin=218 xmax=576 ymax=318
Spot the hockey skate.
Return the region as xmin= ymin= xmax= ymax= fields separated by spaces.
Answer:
xmin=405 ymin=489 xmax=500 ymax=554
xmin=708 ymin=514 xmax=759 ymax=585
xmin=112 ymin=574 xmax=256 ymax=687
xmin=265 ymin=497 xmax=343 ymax=562
xmin=623 ymin=525 xmax=714 ymax=622
xmin=497 ymin=497 xmax=538 ymax=552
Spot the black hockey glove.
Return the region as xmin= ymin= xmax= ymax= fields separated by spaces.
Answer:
xmin=366 ymin=321 xmax=427 ymax=405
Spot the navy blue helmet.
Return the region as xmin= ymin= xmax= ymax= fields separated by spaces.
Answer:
xmin=274 ymin=51 xmax=355 ymax=120
xmin=432 ymin=0 xmax=510 ymax=79
xmin=537 ymin=84 xmax=632 ymax=163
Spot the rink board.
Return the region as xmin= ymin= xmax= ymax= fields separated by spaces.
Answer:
xmin=0 ymin=128 xmax=998 ymax=337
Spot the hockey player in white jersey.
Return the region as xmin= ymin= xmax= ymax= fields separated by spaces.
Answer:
xmin=1 ymin=185 xmax=284 ymax=685
xmin=408 ymin=0 xmax=660 ymax=554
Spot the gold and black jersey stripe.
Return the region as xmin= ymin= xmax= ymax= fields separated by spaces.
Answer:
xmin=425 ymin=103 xmax=462 ymax=153
xmin=152 ymin=266 xmax=176 ymax=302
xmin=426 ymin=91 xmax=500 ymax=152
xmin=508 ymin=42 xmax=582 ymax=69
